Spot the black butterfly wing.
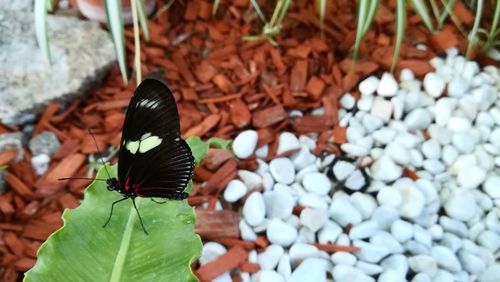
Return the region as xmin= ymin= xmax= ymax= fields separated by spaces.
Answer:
xmin=118 ymin=79 xmax=194 ymax=199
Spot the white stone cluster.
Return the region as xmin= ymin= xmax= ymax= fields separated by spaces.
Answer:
xmin=200 ymin=49 xmax=500 ymax=282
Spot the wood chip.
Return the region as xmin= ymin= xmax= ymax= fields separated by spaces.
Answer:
xmin=4 ymin=172 xmax=33 ymax=198
xmin=252 ymin=105 xmax=287 ymax=128
xmin=195 ymin=209 xmax=239 ymax=239
xmin=196 ymin=246 xmax=247 ymax=282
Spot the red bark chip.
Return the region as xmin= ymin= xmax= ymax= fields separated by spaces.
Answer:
xmin=196 ymin=246 xmax=247 ymax=281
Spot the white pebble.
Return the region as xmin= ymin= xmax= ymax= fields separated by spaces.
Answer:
xmin=391 ymin=220 xmax=413 ymax=242
xmin=370 ymin=155 xmax=402 ymax=182
xmin=377 ymin=186 xmax=402 ymax=207
xmin=431 ymin=245 xmax=462 ymax=272
xmin=291 ymin=146 xmax=316 ymax=171
xmin=371 ymin=97 xmax=393 ymax=122
xmin=302 ymin=172 xmax=331 ymax=195
xmin=289 ymin=243 xmax=320 ymax=262
xmin=233 ymin=130 xmax=258 ymax=159
xmin=259 ymin=270 xmax=284 ymax=282
xmin=329 ymin=197 xmax=362 ymax=226
xmin=300 ymin=208 xmax=328 ymax=232
xmin=484 ymin=175 xmax=500 ymax=198
xmin=267 ymin=219 xmax=298 ymax=246
xmin=386 ymin=142 xmax=411 ymax=165
xmin=277 ymin=254 xmax=291 ymax=278
xmin=200 ymin=242 xmax=227 ymax=265
xmin=423 ymin=72 xmax=446 ymax=97
xmin=404 ymin=108 xmax=433 ymax=130
xmin=377 ymin=72 xmax=399 ymax=97
xmin=288 ymin=258 xmax=330 ymax=282
xmin=258 ymin=244 xmax=284 ymax=270
xmin=444 ymin=190 xmax=477 ymax=221
xmin=378 ymin=269 xmax=405 ymax=282
xmin=457 ymin=165 xmax=486 ymax=188
xmin=243 ymin=192 xmax=266 ymax=226
xmin=332 ymin=265 xmax=375 ymax=282
xmin=341 ymin=143 xmax=369 ymax=157
xmin=277 ymin=132 xmax=300 ymax=155
xmin=237 ymin=170 xmax=262 ymax=190
xmin=353 ymin=240 xmax=391 ymax=263
xmin=359 ymin=76 xmax=380 ymax=96
xmin=318 ymin=221 xmax=343 ymax=244
xmin=331 ymin=252 xmax=357 ymax=266
xmin=373 ymin=128 xmax=397 ymax=144
xmin=421 ymin=139 xmax=441 ymax=159
xmin=340 ymin=93 xmax=356 ymax=110
xmin=239 ymin=219 xmax=257 ymax=241
xmin=349 ymin=220 xmax=379 ymax=240
xmin=263 ymin=186 xmax=294 ymax=219
xmin=408 ymin=255 xmax=437 ymax=276
xmin=269 ymin=158 xmax=295 ymax=184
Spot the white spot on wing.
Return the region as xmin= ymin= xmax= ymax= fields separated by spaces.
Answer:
xmin=137 ymin=99 xmax=160 ymax=109
xmin=126 ymin=141 xmax=139 ymax=154
xmin=139 ymin=136 xmax=162 ymax=153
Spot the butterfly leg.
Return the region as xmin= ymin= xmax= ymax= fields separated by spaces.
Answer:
xmin=132 ymin=197 xmax=149 ymax=235
xmin=103 ymin=197 xmax=129 ymax=229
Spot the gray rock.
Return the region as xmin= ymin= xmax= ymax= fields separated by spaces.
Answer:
xmin=0 ymin=2 xmax=115 ymax=124
xmin=29 ymin=131 xmax=61 ymax=156
xmin=0 ymin=132 xmax=24 ymax=159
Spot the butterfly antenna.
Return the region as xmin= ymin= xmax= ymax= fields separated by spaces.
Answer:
xmin=59 ymin=177 xmax=108 ymax=181
xmin=132 ymin=198 xmax=149 ymax=235
xmin=102 ymin=197 xmax=128 ymax=228
xmin=87 ymin=128 xmax=112 ymax=179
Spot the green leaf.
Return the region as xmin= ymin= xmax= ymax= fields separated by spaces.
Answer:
xmin=250 ymin=0 xmax=267 ymax=23
xmin=24 ymin=165 xmax=201 ymax=282
xmin=391 ymin=0 xmax=407 ymax=72
xmin=410 ymin=0 xmax=435 ymax=32
xmin=34 ymin=0 xmax=51 ymax=68
xmin=438 ymin=0 xmax=457 ymax=29
xmin=136 ymin=0 xmax=150 ymax=41
xmin=466 ymin=0 xmax=484 ymax=58
xmin=105 ymin=0 xmax=128 ymax=83
xmin=212 ymin=0 xmax=220 ymax=16
xmin=186 ymin=136 xmax=232 ymax=166
xmin=353 ymin=0 xmax=380 ymax=58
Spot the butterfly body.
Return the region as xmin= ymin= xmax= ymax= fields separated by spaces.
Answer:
xmin=102 ymin=79 xmax=194 ymax=234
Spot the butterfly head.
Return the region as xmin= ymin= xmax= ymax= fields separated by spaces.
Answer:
xmin=106 ymin=178 xmax=120 ymax=192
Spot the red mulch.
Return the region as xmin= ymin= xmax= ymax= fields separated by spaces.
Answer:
xmin=0 ymin=0 xmax=493 ymax=280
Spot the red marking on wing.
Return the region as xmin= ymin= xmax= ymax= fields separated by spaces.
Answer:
xmin=124 ymin=177 xmax=131 ymax=192
xmin=133 ymin=184 xmax=141 ymax=196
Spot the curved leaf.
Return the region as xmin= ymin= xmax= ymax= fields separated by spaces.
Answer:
xmin=391 ymin=0 xmax=407 ymax=72
xmin=105 ymin=0 xmax=128 ymax=83
xmin=24 ymin=165 xmax=201 ymax=282
xmin=34 ymin=0 xmax=51 ymax=68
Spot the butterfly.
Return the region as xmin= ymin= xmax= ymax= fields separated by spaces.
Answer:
xmin=62 ymin=79 xmax=194 ymax=235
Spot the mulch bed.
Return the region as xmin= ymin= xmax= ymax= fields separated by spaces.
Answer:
xmin=0 ymin=0 xmax=493 ymax=280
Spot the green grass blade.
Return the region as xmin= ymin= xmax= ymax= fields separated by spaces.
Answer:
xmin=46 ymin=0 xmax=54 ymax=11
xmin=486 ymin=0 xmax=500 ymax=42
xmin=34 ymin=0 xmax=51 ymax=68
xmin=410 ymin=0 xmax=435 ymax=32
xmin=438 ymin=0 xmax=457 ymax=29
xmin=276 ymin=0 xmax=293 ymax=24
xmin=105 ymin=0 xmax=128 ymax=83
xmin=353 ymin=0 xmax=370 ymax=58
xmin=131 ymin=0 xmax=142 ymax=85
xmin=24 ymin=165 xmax=201 ymax=282
xmin=212 ymin=0 xmax=220 ymax=16
xmin=136 ymin=0 xmax=150 ymax=41
xmin=392 ymin=0 xmax=407 ymax=72
xmin=466 ymin=0 xmax=484 ymax=58
xmin=317 ymin=0 xmax=327 ymax=33
xmin=361 ymin=0 xmax=380 ymax=36
xmin=250 ymin=0 xmax=267 ymax=23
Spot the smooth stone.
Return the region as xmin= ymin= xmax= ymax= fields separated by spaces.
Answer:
xmin=404 ymin=108 xmax=433 ymax=130
xmin=318 ymin=221 xmax=343 ymax=244
xmin=237 ymin=170 xmax=262 ymax=190
xmin=300 ymin=208 xmax=328 ymax=232
xmin=413 ymin=225 xmax=432 ymax=248
xmin=431 ymin=245 xmax=462 ymax=272
xmin=358 ymin=96 xmax=374 ymax=111
xmin=458 ymin=249 xmax=486 ymax=274
xmin=256 ymin=159 xmax=270 ymax=176
xmin=422 ymin=159 xmax=445 ymax=174
xmin=433 ymin=269 xmax=454 ymax=282
xmin=233 ymin=130 xmax=258 ymax=159
xmin=299 ymin=193 xmax=328 ymax=209
xmin=452 ymin=133 xmax=477 ymax=153
xmin=377 ymin=186 xmax=402 ymax=207
xmin=200 ymin=242 xmax=227 ymax=265
xmin=371 ymin=97 xmax=393 ymax=122
xmin=295 ymin=165 xmax=318 ymax=184
xmin=243 ymin=192 xmax=266 ymax=226
xmin=262 ymin=172 xmax=274 ymax=191
xmin=442 ymin=145 xmax=459 ymax=165
xmin=350 ymin=193 xmax=377 ymax=219
xmin=377 ymin=72 xmax=399 ymax=97
xmin=263 ymin=186 xmax=294 ymax=219
xmin=457 ymin=165 xmax=486 ymax=188
xmin=378 ymin=270 xmax=405 ymax=282
xmin=29 ymin=131 xmax=61 ymax=156
xmin=489 ymin=128 xmax=500 ymax=147
xmin=359 ymin=76 xmax=380 ymax=96
xmin=444 ymin=191 xmax=477 ymax=221
xmin=347 ymin=124 xmax=365 ymax=143
xmin=408 ymin=255 xmax=437 ymax=276
xmin=423 ymin=72 xmax=446 ymax=97
xmin=31 ymin=154 xmax=50 ymax=176
xmin=353 ymin=240 xmax=391 ymax=263
xmin=440 ymin=217 xmax=469 ymax=238
xmin=269 ymin=158 xmax=295 ymax=184
xmin=277 ymin=254 xmax=291 ymax=278
xmin=356 ymin=261 xmax=383 ymax=276
xmin=330 ymin=251 xmax=357 ymax=266
xmin=277 ymin=132 xmax=300 ymax=155
xmin=405 ymin=240 xmax=430 ymax=255
xmin=332 ymin=265 xmax=375 ymax=282
xmin=386 ymin=142 xmax=411 ymax=165
xmin=370 ymin=155 xmax=402 ymax=182
xmin=255 ymin=145 xmax=269 ymax=159
xmin=361 ymin=114 xmax=384 ymax=133
xmin=370 ymin=231 xmax=404 ymax=254
xmin=266 ymin=219 xmax=297 ymax=246
xmin=380 ymin=254 xmax=408 ymax=276
xmin=478 ymin=263 xmax=500 ymax=282
xmin=448 ymin=76 xmax=469 ymax=97
xmin=302 ymin=172 xmax=331 ymax=196
xmin=477 ymin=230 xmax=500 ymax=251
xmin=223 ymin=180 xmax=247 ymax=203
xmin=289 ymin=243 xmax=320 ymax=262
xmin=394 ymin=179 xmax=425 ymax=219
xmin=371 ymin=205 xmax=400 ymax=230
xmin=373 ymin=128 xmax=397 ymax=144
xmin=434 ymin=98 xmax=457 ymax=126
xmin=239 ymin=220 xmax=257 ymax=241
xmin=448 ymin=117 xmax=472 ymax=132
xmin=421 ymin=139 xmax=441 ymax=159
xmin=391 ymin=95 xmax=405 ymax=120
xmin=484 ymin=175 xmax=500 ymax=198
xmin=391 ymin=220 xmax=413 ymax=242
xmin=411 ymin=273 xmax=432 ymax=282
xmin=257 ymin=244 xmax=284 ymax=270
xmin=329 ymin=197 xmax=362 ymax=226
xmin=394 ymin=132 xmax=422 ymax=148
xmin=259 ymin=270 xmax=284 ymax=282
xmin=291 ymin=146 xmax=316 ymax=171
xmin=332 ymin=160 xmax=356 ymax=181
xmin=400 ymin=69 xmax=415 ymax=81
xmin=348 ymin=220 xmax=378 ymax=240
xmin=340 ymin=93 xmax=356 ymax=110
xmin=341 ymin=143 xmax=370 ymax=157
xmin=288 ymin=258 xmax=330 ymax=282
